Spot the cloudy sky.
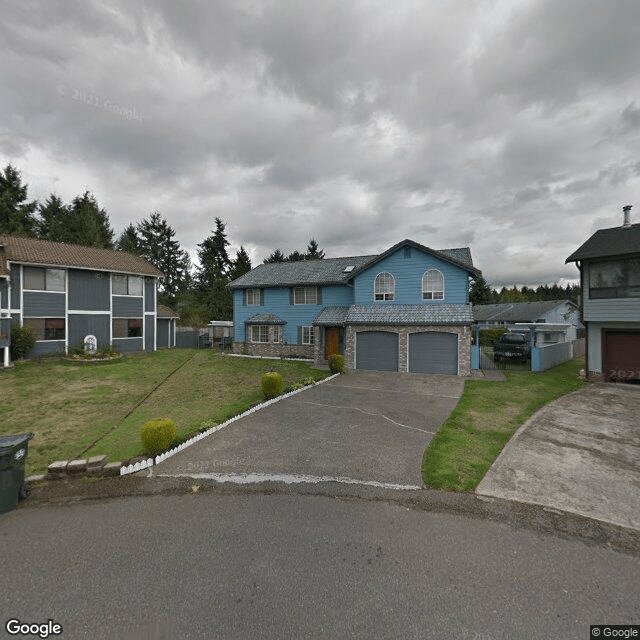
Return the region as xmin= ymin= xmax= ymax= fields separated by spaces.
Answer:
xmin=2 ymin=0 xmax=640 ymax=287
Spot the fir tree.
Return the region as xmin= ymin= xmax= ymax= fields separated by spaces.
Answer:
xmin=0 ymin=164 xmax=38 ymax=236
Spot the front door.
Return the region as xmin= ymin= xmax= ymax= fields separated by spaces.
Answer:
xmin=325 ymin=327 xmax=340 ymax=359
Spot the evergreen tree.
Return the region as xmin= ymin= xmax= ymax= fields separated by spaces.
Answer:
xmin=196 ymin=218 xmax=233 ymax=319
xmin=137 ymin=212 xmax=190 ymax=301
xmin=229 ymin=245 xmax=252 ymax=282
xmin=62 ymin=191 xmax=114 ymax=248
xmin=0 ymin=164 xmax=38 ymax=236
xmin=264 ymin=249 xmax=286 ymax=264
xmin=469 ymin=275 xmax=493 ymax=305
xmin=286 ymin=250 xmax=305 ymax=262
xmin=305 ymin=238 xmax=325 ymax=260
xmin=37 ymin=194 xmax=68 ymax=241
xmin=116 ymin=223 xmax=142 ymax=254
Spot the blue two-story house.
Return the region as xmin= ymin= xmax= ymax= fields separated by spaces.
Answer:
xmin=229 ymin=239 xmax=481 ymax=375
xmin=0 ymin=234 xmax=165 ymax=365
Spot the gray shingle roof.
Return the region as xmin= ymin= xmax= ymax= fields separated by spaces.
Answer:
xmin=0 ymin=234 xmax=163 ymax=277
xmin=472 ymin=301 xmax=575 ymax=323
xmin=566 ymin=223 xmax=640 ymax=262
xmin=229 ymin=255 xmax=376 ymax=289
xmin=245 ymin=313 xmax=287 ymax=325
xmin=314 ymin=304 xmax=473 ymax=326
xmin=313 ymin=306 xmax=350 ymax=325
xmin=229 ymin=239 xmax=480 ymax=289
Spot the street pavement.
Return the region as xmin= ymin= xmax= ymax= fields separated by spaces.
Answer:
xmin=2 ymin=493 xmax=638 ymax=640
xmin=477 ymin=383 xmax=640 ymax=531
xmin=153 ymin=370 xmax=465 ymax=487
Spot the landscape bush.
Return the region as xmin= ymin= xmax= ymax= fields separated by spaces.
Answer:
xmin=10 ymin=323 xmax=36 ymax=360
xmin=261 ymin=371 xmax=284 ymax=399
xmin=140 ymin=418 xmax=177 ymax=455
xmin=328 ymin=354 xmax=346 ymax=374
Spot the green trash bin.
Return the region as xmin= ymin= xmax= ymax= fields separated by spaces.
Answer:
xmin=0 ymin=433 xmax=34 ymax=514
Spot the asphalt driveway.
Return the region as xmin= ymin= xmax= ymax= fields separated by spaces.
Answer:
xmin=153 ymin=370 xmax=465 ymax=487
xmin=477 ymin=383 xmax=640 ymax=531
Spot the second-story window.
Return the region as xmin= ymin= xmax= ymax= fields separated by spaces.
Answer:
xmin=374 ymin=272 xmax=395 ymax=301
xmin=113 ymin=274 xmax=143 ymax=296
xmin=245 ymin=289 xmax=261 ymax=306
xmin=294 ymin=286 xmax=318 ymax=304
xmin=422 ymin=269 xmax=444 ymax=300
xmin=23 ymin=267 xmax=65 ymax=292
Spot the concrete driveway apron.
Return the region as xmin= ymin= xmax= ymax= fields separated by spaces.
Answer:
xmin=477 ymin=383 xmax=640 ymax=531
xmin=153 ymin=370 xmax=464 ymax=488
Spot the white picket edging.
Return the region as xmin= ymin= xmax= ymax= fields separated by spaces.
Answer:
xmin=119 ymin=373 xmax=341 ymax=475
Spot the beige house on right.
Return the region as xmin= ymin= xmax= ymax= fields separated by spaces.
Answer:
xmin=566 ymin=206 xmax=640 ymax=382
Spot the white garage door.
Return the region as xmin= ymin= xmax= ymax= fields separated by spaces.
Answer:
xmin=409 ymin=332 xmax=458 ymax=375
xmin=356 ymin=331 xmax=399 ymax=371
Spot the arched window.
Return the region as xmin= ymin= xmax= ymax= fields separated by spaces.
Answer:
xmin=422 ymin=269 xmax=444 ymax=300
xmin=374 ymin=272 xmax=395 ymax=301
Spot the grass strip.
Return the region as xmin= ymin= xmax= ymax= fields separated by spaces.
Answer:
xmin=0 ymin=349 xmax=327 ymax=475
xmin=421 ymin=358 xmax=586 ymax=492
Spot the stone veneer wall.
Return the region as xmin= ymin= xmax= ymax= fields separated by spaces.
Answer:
xmin=344 ymin=324 xmax=472 ymax=376
xmin=232 ymin=325 xmax=318 ymax=359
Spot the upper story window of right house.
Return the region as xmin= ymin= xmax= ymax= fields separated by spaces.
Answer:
xmin=422 ymin=269 xmax=444 ymax=300
xmin=589 ymin=258 xmax=640 ymax=298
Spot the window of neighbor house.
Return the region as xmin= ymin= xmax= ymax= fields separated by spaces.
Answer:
xmin=23 ymin=267 xmax=66 ymax=292
xmin=589 ymin=258 xmax=640 ymax=299
xmin=374 ymin=272 xmax=395 ymax=301
xmin=272 ymin=326 xmax=282 ymax=343
xmin=23 ymin=318 xmax=65 ymax=340
xmin=113 ymin=318 xmax=143 ymax=338
xmin=112 ymin=274 xmax=143 ymax=296
xmin=422 ymin=269 xmax=444 ymax=300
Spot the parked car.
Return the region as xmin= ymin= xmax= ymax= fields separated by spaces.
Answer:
xmin=494 ymin=332 xmax=531 ymax=362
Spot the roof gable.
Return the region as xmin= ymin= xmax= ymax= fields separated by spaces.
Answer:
xmin=0 ymin=235 xmax=163 ymax=277
xmin=566 ymin=223 xmax=640 ymax=262
xmin=348 ymin=239 xmax=480 ymax=279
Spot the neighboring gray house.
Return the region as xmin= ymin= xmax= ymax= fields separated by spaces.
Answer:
xmin=566 ymin=206 xmax=640 ymax=382
xmin=473 ymin=300 xmax=582 ymax=340
xmin=0 ymin=234 xmax=164 ymax=364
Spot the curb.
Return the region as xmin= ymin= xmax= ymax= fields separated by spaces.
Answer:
xmin=17 ymin=474 xmax=640 ymax=557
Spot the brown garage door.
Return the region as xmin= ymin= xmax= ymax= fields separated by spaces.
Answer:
xmin=603 ymin=330 xmax=640 ymax=382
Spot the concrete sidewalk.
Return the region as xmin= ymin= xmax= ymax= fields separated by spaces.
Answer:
xmin=477 ymin=383 xmax=640 ymax=531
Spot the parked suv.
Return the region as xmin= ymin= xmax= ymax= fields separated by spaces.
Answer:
xmin=494 ymin=332 xmax=531 ymax=362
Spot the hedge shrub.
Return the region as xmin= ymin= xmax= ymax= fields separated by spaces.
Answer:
xmin=328 ymin=354 xmax=346 ymax=374
xmin=262 ymin=372 xmax=284 ymax=399
xmin=10 ymin=323 xmax=36 ymax=360
xmin=141 ymin=418 xmax=176 ymax=456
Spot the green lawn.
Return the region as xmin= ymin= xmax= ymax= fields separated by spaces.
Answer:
xmin=0 ymin=350 xmax=328 ymax=476
xmin=421 ymin=358 xmax=586 ymax=491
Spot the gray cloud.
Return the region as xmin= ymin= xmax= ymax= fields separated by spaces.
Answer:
xmin=1 ymin=0 xmax=639 ymax=288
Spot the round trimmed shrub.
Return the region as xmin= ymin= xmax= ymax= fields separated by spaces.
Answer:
xmin=141 ymin=418 xmax=176 ymax=455
xmin=262 ymin=372 xmax=284 ymax=399
xmin=328 ymin=354 xmax=346 ymax=374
